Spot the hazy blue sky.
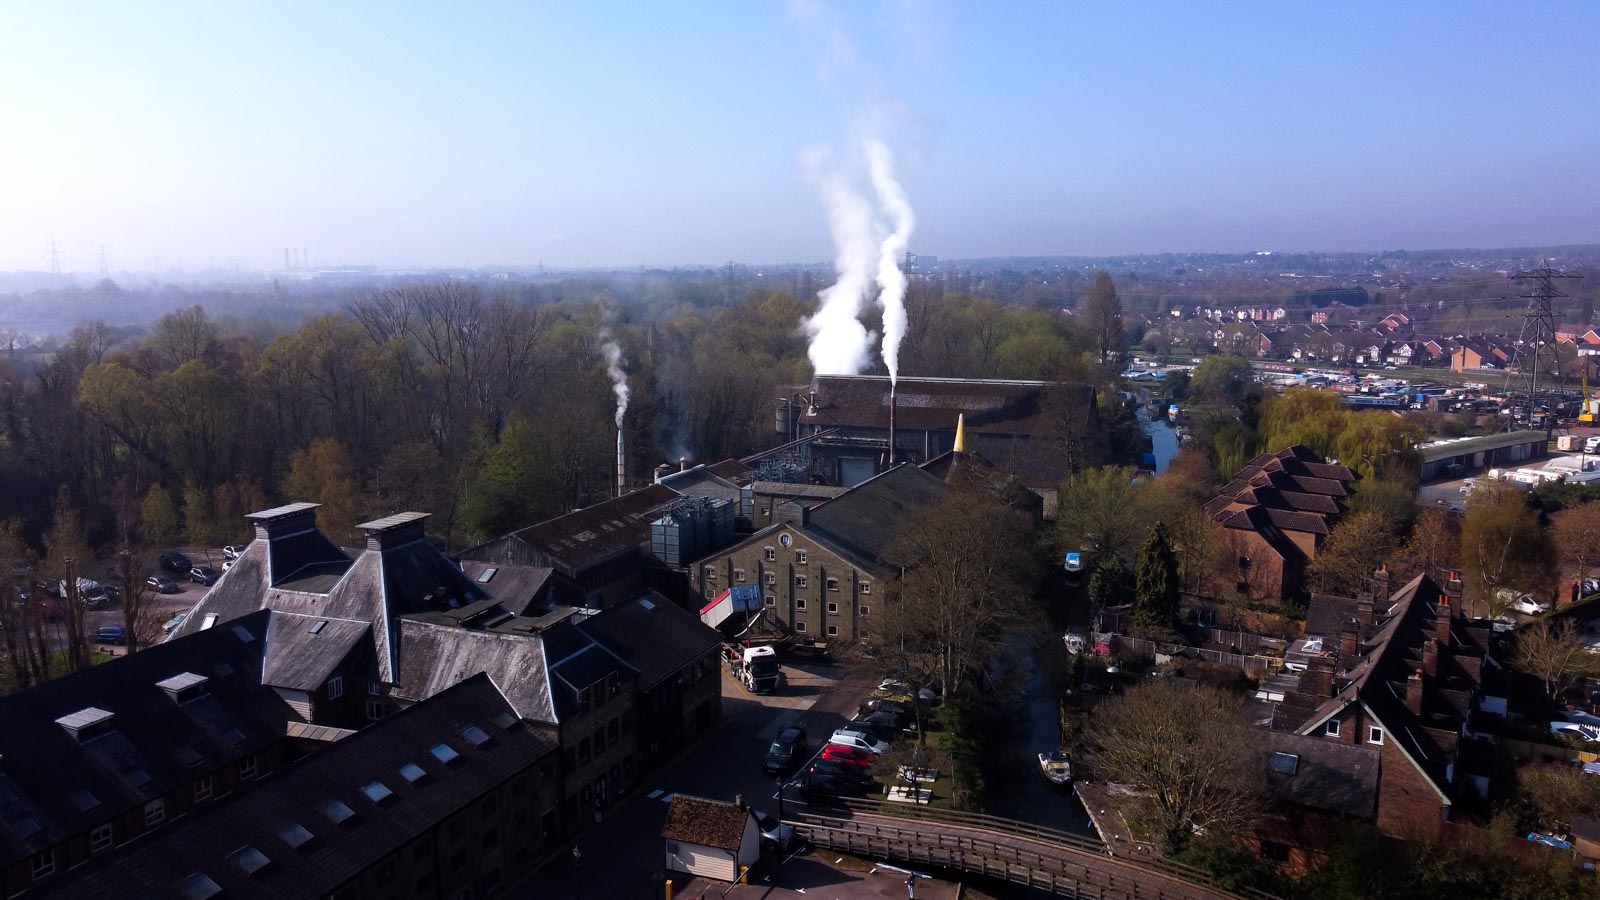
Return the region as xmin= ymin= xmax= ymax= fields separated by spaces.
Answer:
xmin=3 ymin=2 xmax=1598 ymax=271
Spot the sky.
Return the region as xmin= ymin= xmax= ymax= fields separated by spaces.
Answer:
xmin=2 ymin=1 xmax=1599 ymax=272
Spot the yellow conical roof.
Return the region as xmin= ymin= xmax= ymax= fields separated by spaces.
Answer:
xmin=954 ymin=413 xmax=966 ymax=453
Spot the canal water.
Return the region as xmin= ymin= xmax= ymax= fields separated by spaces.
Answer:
xmin=1141 ymin=407 xmax=1180 ymax=473
xmin=983 ymin=631 xmax=1095 ymax=836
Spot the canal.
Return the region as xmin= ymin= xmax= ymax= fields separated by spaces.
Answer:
xmin=982 ymin=630 xmax=1095 ymax=836
xmin=1141 ymin=406 xmax=1180 ymax=473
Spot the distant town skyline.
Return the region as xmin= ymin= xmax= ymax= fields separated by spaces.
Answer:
xmin=3 ymin=2 xmax=1598 ymax=272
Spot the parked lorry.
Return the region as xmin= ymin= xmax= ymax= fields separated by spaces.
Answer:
xmin=724 ymin=643 xmax=782 ymax=694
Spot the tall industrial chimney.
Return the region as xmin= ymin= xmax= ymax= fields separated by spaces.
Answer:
xmin=615 ymin=430 xmax=626 ymax=499
xmin=887 ymin=382 xmax=897 ymax=469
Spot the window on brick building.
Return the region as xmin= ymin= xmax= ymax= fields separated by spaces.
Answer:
xmin=825 ymin=577 xmax=839 ymax=591
xmin=194 ymin=774 xmax=214 ymax=803
xmin=1324 ymin=719 xmax=1340 ymax=737
xmin=826 ymin=625 xmax=839 ymax=637
xmin=796 ymin=598 xmax=807 ymax=610
xmin=795 ymin=621 xmax=806 ymax=633
xmin=858 ymin=605 xmax=870 ymax=617
xmin=859 ymin=581 xmax=871 ymax=594
xmin=89 ymin=823 xmax=113 ymax=854
xmin=704 ymin=566 xmax=717 ymax=580
xmin=764 ymin=547 xmax=775 ymax=561
xmin=826 ymin=601 xmax=838 ymax=615
xmin=796 ymin=575 xmax=808 ymax=589
xmin=326 ymin=675 xmax=344 ymax=700
xmin=733 ymin=568 xmax=745 ymax=582
xmin=31 ymin=849 xmax=54 ymax=881
xmin=1367 ymin=726 xmax=1384 ymax=745
xmin=796 ymin=550 xmax=807 ymax=564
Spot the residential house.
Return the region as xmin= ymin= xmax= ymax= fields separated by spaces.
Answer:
xmin=661 ymin=795 xmax=760 ymax=883
xmin=1271 ymin=575 xmax=1499 ymax=838
xmin=1206 ymin=447 xmax=1357 ymax=602
xmin=31 ymin=674 xmax=564 ymax=900
xmin=1250 ymin=732 xmax=1381 ymax=873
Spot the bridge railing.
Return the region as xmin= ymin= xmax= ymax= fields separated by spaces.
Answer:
xmin=790 ymin=796 xmax=1278 ymax=900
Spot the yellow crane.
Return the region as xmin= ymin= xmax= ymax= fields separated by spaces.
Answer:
xmin=1583 ymin=364 xmax=1596 ymax=424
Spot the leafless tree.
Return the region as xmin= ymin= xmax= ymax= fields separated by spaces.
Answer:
xmin=881 ymin=487 xmax=1037 ymax=698
xmin=1511 ymin=619 xmax=1600 ymax=705
xmin=118 ymin=551 xmax=165 ymax=653
xmin=1083 ymin=679 xmax=1266 ymax=854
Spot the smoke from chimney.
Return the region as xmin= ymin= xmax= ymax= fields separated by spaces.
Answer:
xmin=800 ymin=149 xmax=877 ymax=377
xmin=598 ymin=328 xmax=629 ymax=430
xmin=867 ymin=140 xmax=914 ymax=386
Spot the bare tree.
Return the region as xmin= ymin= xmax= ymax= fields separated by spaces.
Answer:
xmin=1552 ymin=502 xmax=1600 ymax=597
xmin=881 ymin=488 xmax=1037 ymax=698
xmin=118 ymin=551 xmax=165 ymax=653
xmin=1083 ymin=679 xmax=1266 ymax=854
xmin=1510 ymin=619 xmax=1600 ymax=705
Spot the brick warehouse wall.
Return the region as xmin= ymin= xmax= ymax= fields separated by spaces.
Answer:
xmin=691 ymin=525 xmax=879 ymax=643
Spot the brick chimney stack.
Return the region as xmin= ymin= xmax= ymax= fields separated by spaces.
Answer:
xmin=1309 ymin=655 xmax=1336 ymax=699
xmin=1422 ymin=637 xmax=1438 ymax=678
xmin=1405 ymin=669 xmax=1424 ymax=716
xmin=1356 ymin=592 xmax=1374 ymax=629
xmin=1435 ymin=596 xmax=1452 ymax=645
xmin=1339 ymin=624 xmax=1358 ymax=661
xmin=1369 ymin=564 xmax=1391 ymax=603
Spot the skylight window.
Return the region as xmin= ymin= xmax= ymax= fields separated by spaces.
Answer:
xmin=12 ymin=817 xmax=41 ymax=839
xmin=639 ymin=598 xmax=656 ymax=610
xmin=492 ymin=712 xmax=519 ymax=730
xmin=175 ymin=746 xmax=203 ymax=768
xmin=460 ymin=725 xmax=491 ymax=747
xmin=224 ymin=727 xmax=248 ymax=745
xmin=231 ymin=845 xmax=271 ymax=876
xmin=320 ymin=800 xmax=355 ymax=824
xmin=70 ymin=790 xmax=100 ymax=812
xmin=278 ymin=821 xmax=315 ymax=849
xmin=200 ymin=614 xmax=217 ymax=631
xmin=399 ymin=763 xmax=427 ymax=784
xmin=430 ymin=743 xmax=461 ymax=764
xmin=309 ymin=620 xmax=328 ymax=634
xmin=477 ymin=567 xmax=497 ymax=583
xmin=182 ymin=874 xmax=223 ymax=900
xmin=361 ymin=781 xmax=394 ymax=804
xmin=1268 ymin=752 xmax=1300 ymax=775
xmin=125 ymin=768 xmax=153 ymax=788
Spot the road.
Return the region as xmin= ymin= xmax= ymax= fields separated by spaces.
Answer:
xmin=509 ymin=656 xmax=878 ymax=900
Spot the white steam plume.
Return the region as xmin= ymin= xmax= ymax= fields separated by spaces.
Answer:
xmin=598 ymin=328 xmax=629 ymax=429
xmin=802 ymin=150 xmax=878 ymax=376
xmin=866 ymin=140 xmax=914 ymax=385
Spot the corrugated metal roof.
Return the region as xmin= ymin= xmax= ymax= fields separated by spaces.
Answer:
xmin=1418 ymin=430 xmax=1547 ymax=463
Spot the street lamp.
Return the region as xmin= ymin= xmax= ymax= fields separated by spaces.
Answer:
xmin=572 ymin=844 xmax=582 ymax=900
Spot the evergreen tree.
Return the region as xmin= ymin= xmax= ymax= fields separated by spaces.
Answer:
xmin=1133 ymin=523 xmax=1181 ymax=635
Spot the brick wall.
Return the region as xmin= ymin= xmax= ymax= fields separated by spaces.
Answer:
xmin=691 ymin=525 xmax=879 ymax=642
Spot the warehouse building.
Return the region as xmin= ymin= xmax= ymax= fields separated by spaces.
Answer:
xmin=1417 ymin=431 xmax=1547 ymax=481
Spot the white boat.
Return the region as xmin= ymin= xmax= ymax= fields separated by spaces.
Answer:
xmin=1062 ymin=629 xmax=1087 ymax=655
xmin=1038 ymin=750 xmax=1073 ymax=786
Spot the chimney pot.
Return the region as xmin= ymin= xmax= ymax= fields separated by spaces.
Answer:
xmin=1435 ymin=596 xmax=1452 ymax=644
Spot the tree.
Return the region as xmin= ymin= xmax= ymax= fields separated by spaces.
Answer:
xmin=1133 ymin=524 xmax=1180 ymax=635
xmin=118 ymin=551 xmax=164 ymax=654
xmin=1084 ymin=680 xmax=1266 ymax=854
xmin=283 ymin=438 xmax=363 ymax=544
xmin=1190 ymin=356 xmax=1254 ymax=405
xmin=1310 ymin=509 xmax=1399 ymax=597
xmin=1510 ymin=619 xmax=1600 ymax=705
xmin=461 ymin=418 xmax=562 ymax=542
xmin=1515 ymin=763 xmax=1600 ymax=835
xmin=1080 ymin=271 xmax=1126 ymax=366
xmin=1459 ymin=482 xmax=1555 ymax=616
xmin=1551 ymin=501 xmax=1600 ymax=596
xmin=1056 ymin=467 xmax=1147 ymax=560
xmin=1398 ymin=509 xmax=1460 ymax=584
xmin=140 ymin=484 xmax=179 ymax=548
xmin=181 ymin=480 xmax=216 ymax=546
xmin=882 ymin=488 xmax=1036 ymax=698
xmin=42 ymin=489 xmax=92 ymax=673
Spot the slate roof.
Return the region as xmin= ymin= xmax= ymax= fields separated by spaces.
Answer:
xmin=474 ymin=484 xmax=682 ymax=574
xmin=704 ymin=459 xmax=756 ymax=485
xmin=1266 ymin=732 xmax=1380 ymax=819
xmin=661 ymin=795 xmax=752 ymax=852
xmin=1263 ymin=508 xmax=1331 ymax=535
xmin=0 ymin=611 xmax=291 ymax=867
xmin=806 ymin=464 xmax=948 ymax=568
xmin=1304 ymin=594 xmax=1361 ymax=640
xmin=750 ymin=481 xmax=847 ymax=501
xmin=32 ymin=674 xmax=559 ymax=900
xmin=458 ymin=561 xmax=552 ymax=616
xmin=580 ymin=593 xmax=724 ymax=690
xmin=262 ymin=613 xmax=370 ymax=692
xmin=1214 ymin=505 xmax=1302 ymax=561
xmin=804 ymin=375 xmax=1093 ymax=435
xmin=393 ymin=618 xmax=557 ymax=724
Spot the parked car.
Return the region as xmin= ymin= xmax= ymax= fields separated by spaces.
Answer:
xmin=222 ymin=544 xmax=247 ymax=561
xmin=162 ymin=612 xmax=188 ymax=634
xmin=861 ymin=710 xmax=913 ymax=736
xmin=763 ymin=725 xmax=809 ymax=776
xmin=828 ymin=727 xmax=890 ymax=757
xmin=1586 ymin=436 xmax=1600 ymax=454
xmin=159 ymin=552 xmax=191 ymax=573
xmin=92 ymin=625 xmax=126 ymax=645
xmin=147 ymin=575 xmax=180 ymax=594
xmin=753 ymin=810 xmax=795 ymax=851
xmin=189 ymin=566 xmax=220 ymax=586
xmin=1510 ymin=595 xmax=1552 ymax=616
xmin=819 ymin=743 xmax=875 ymax=769
xmin=222 ymin=559 xmax=236 ymax=572
xmin=859 ymin=697 xmax=916 ymax=721
xmin=798 ymin=760 xmax=872 ymax=801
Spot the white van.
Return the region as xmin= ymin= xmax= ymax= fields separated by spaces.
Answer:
xmin=1584 ymin=436 xmax=1600 ymax=454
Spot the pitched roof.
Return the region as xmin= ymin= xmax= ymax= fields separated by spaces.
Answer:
xmin=487 ymin=484 xmax=682 ymax=573
xmin=33 ymin=675 xmax=559 ymax=900
xmin=1266 ymin=732 xmax=1380 ymax=819
xmin=661 ymin=795 xmax=752 ymax=851
xmin=393 ymin=618 xmax=557 ymax=723
xmin=806 ymin=464 xmax=948 ymax=568
xmin=458 ymin=561 xmax=553 ymax=616
xmin=803 ymin=374 xmax=1093 ymax=435
xmin=0 ymin=611 xmax=291 ymax=866
xmin=262 ymin=613 xmax=370 ymax=691
xmin=1304 ymin=594 xmax=1361 ymax=640
xmin=579 ymin=593 xmax=724 ymax=690
xmin=1215 ymin=505 xmax=1303 ymax=562
xmin=1263 ymin=508 xmax=1331 ymax=535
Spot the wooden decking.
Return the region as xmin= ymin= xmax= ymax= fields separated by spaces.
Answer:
xmin=785 ymin=798 xmax=1274 ymax=900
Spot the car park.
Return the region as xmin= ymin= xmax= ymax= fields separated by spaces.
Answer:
xmin=92 ymin=625 xmax=125 ymax=645
xmin=190 ymin=566 xmax=220 ymax=586
xmin=828 ymin=726 xmax=890 ymax=757
xmin=159 ymin=552 xmax=191 ymax=573
xmin=763 ymin=725 xmax=808 ymax=776
xmin=147 ymin=575 xmax=180 ymax=594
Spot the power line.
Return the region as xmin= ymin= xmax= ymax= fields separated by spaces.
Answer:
xmin=1502 ymin=265 xmax=1583 ymax=434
